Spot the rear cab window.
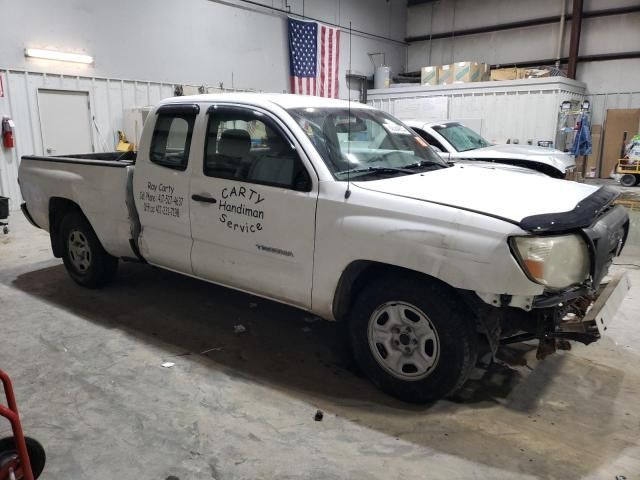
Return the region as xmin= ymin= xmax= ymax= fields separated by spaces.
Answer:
xmin=149 ymin=104 xmax=199 ymax=170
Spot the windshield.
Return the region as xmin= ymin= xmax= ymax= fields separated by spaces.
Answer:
xmin=432 ymin=123 xmax=491 ymax=152
xmin=288 ymin=107 xmax=447 ymax=181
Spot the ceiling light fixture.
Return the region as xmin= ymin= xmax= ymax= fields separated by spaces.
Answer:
xmin=25 ymin=48 xmax=93 ymax=64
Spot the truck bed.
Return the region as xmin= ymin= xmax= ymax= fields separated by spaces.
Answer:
xmin=19 ymin=152 xmax=138 ymax=259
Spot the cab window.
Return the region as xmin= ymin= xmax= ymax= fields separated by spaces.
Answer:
xmin=149 ymin=113 xmax=195 ymax=171
xmin=204 ymin=108 xmax=311 ymax=191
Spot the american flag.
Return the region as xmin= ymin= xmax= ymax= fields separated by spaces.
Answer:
xmin=288 ymin=18 xmax=340 ymax=98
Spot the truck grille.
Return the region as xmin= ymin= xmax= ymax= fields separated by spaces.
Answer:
xmin=582 ymin=205 xmax=629 ymax=288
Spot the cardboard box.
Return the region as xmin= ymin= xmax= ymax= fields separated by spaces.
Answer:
xmin=601 ymin=109 xmax=640 ymax=178
xmin=420 ymin=66 xmax=438 ymax=86
xmin=524 ymin=68 xmax=550 ymax=78
xmin=437 ymin=64 xmax=454 ymax=85
xmin=479 ymin=64 xmax=491 ymax=81
xmin=452 ymin=62 xmax=489 ymax=83
xmin=490 ymin=67 xmax=526 ymax=81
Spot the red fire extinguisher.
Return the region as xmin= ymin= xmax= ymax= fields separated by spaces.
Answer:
xmin=2 ymin=116 xmax=15 ymax=149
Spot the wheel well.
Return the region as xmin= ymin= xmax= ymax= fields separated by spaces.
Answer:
xmin=332 ymin=261 xmax=454 ymax=322
xmin=49 ymin=197 xmax=83 ymax=257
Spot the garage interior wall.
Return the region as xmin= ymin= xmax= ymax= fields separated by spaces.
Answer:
xmin=0 ymin=0 xmax=409 ymax=209
xmin=0 ymin=0 xmax=407 ymax=96
xmin=406 ymin=0 xmax=640 ymax=95
xmin=0 ymin=70 xmax=175 ymax=209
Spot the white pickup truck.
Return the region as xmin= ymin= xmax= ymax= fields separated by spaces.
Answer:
xmin=403 ymin=120 xmax=577 ymax=179
xmin=19 ymin=93 xmax=630 ymax=403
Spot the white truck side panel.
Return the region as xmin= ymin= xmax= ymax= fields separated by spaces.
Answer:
xmin=311 ymin=181 xmax=542 ymax=320
xmin=18 ymin=159 xmax=135 ymax=258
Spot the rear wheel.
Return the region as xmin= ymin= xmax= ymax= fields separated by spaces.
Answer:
xmin=620 ymin=174 xmax=638 ymax=187
xmin=348 ymin=275 xmax=478 ymax=403
xmin=60 ymin=212 xmax=118 ymax=288
xmin=0 ymin=436 xmax=46 ymax=479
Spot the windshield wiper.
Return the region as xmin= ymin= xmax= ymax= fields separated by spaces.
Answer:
xmin=403 ymin=160 xmax=447 ymax=169
xmin=335 ymin=166 xmax=415 ymax=177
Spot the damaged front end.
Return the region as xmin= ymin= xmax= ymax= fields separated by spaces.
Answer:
xmin=473 ymin=187 xmax=631 ymax=360
xmin=498 ymin=272 xmax=630 ymax=359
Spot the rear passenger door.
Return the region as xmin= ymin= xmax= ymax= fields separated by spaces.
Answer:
xmin=133 ymin=104 xmax=199 ymax=273
xmin=189 ymin=104 xmax=318 ymax=308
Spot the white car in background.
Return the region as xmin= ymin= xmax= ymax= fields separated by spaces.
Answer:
xmin=403 ymin=120 xmax=577 ymax=179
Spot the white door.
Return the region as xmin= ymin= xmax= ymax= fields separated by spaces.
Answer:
xmin=38 ymin=90 xmax=93 ymax=156
xmin=133 ymin=104 xmax=200 ymax=274
xmin=190 ymin=104 xmax=318 ymax=308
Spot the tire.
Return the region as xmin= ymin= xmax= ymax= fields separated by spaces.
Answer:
xmin=60 ymin=211 xmax=118 ymax=288
xmin=620 ymin=174 xmax=638 ymax=187
xmin=348 ymin=275 xmax=478 ymax=404
xmin=0 ymin=436 xmax=46 ymax=479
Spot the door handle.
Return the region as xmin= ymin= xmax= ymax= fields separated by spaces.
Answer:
xmin=192 ymin=194 xmax=217 ymax=204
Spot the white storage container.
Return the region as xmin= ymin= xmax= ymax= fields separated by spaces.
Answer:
xmin=368 ymin=77 xmax=586 ymax=146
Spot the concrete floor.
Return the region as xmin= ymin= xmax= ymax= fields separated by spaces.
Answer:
xmin=1 ymin=188 xmax=640 ymax=479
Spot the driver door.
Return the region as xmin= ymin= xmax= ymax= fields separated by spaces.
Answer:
xmin=189 ymin=104 xmax=318 ymax=308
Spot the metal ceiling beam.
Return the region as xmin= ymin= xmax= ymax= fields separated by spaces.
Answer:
xmin=567 ymin=0 xmax=584 ymax=79
xmin=405 ymin=5 xmax=640 ymax=43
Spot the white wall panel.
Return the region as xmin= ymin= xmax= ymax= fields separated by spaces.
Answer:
xmin=587 ymin=91 xmax=640 ymax=126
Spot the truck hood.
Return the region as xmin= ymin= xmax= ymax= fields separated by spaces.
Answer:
xmin=455 ymin=144 xmax=576 ymax=173
xmin=354 ymin=164 xmax=598 ymax=225
xmin=454 ymin=159 xmax=545 ymax=176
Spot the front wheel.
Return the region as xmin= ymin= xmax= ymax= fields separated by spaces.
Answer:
xmin=60 ymin=212 xmax=118 ymax=288
xmin=349 ymin=276 xmax=478 ymax=403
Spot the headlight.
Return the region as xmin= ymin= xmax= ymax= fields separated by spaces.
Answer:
xmin=510 ymin=234 xmax=590 ymax=289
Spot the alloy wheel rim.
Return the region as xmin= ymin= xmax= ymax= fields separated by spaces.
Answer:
xmin=367 ymin=301 xmax=440 ymax=380
xmin=68 ymin=230 xmax=92 ymax=272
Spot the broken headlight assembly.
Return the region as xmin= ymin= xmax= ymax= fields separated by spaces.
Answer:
xmin=510 ymin=234 xmax=590 ymax=290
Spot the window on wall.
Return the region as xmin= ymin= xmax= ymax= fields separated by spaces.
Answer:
xmin=204 ymin=108 xmax=311 ymax=191
xmin=149 ymin=114 xmax=195 ymax=170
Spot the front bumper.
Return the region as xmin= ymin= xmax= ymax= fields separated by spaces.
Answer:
xmin=498 ymin=272 xmax=630 ymax=359
xmin=581 ymin=271 xmax=631 ymax=337
xmin=542 ymin=271 xmax=631 ymax=347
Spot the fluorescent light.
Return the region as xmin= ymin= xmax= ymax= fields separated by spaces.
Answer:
xmin=25 ymin=48 xmax=93 ymax=64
